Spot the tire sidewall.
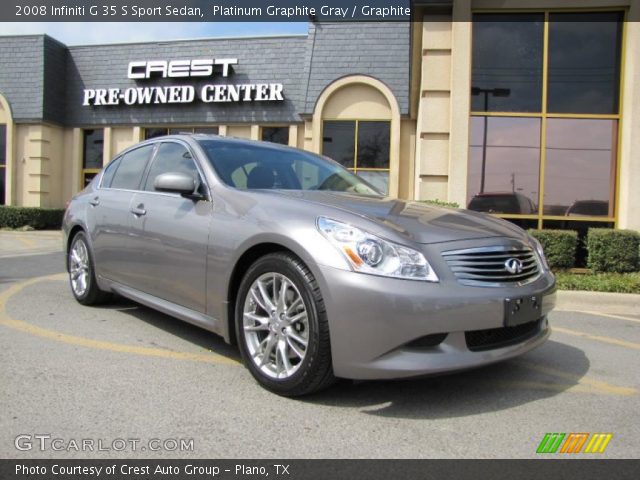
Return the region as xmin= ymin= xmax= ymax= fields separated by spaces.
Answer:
xmin=236 ymin=254 xmax=323 ymax=393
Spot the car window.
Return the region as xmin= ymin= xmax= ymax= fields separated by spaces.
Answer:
xmin=100 ymin=156 xmax=122 ymax=188
xmin=198 ymin=140 xmax=380 ymax=195
xmin=110 ymin=145 xmax=154 ymax=190
xmin=144 ymin=142 xmax=200 ymax=191
xmin=468 ymin=195 xmax=521 ymax=214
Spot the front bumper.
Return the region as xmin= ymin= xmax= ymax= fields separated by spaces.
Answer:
xmin=315 ymin=259 xmax=556 ymax=380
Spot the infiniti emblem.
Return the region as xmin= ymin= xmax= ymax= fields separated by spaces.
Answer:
xmin=504 ymin=258 xmax=524 ymax=274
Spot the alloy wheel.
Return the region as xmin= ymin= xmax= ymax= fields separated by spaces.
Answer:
xmin=242 ymin=272 xmax=309 ymax=379
xmin=69 ymin=238 xmax=90 ymax=297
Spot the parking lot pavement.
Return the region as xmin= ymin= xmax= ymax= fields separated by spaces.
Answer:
xmin=0 ymin=252 xmax=638 ymax=459
xmin=0 ymin=230 xmax=62 ymax=258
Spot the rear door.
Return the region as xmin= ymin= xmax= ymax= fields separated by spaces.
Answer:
xmin=88 ymin=144 xmax=155 ymax=286
xmin=127 ymin=141 xmax=212 ymax=313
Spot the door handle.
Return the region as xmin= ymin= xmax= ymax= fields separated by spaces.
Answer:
xmin=130 ymin=205 xmax=146 ymax=217
xmin=89 ymin=197 xmax=100 ymax=207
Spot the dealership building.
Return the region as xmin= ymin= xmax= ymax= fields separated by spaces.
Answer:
xmin=0 ymin=0 xmax=639 ymax=233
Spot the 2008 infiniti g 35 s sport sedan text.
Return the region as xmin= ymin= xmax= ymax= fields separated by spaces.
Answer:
xmin=63 ymin=134 xmax=556 ymax=396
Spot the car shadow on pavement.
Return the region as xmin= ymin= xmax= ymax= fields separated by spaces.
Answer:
xmin=102 ymin=297 xmax=241 ymax=362
xmin=303 ymin=340 xmax=590 ymax=419
xmin=96 ymin=299 xmax=591 ymax=419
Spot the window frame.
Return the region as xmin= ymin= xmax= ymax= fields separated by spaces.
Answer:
xmin=81 ymin=129 xmax=104 ymax=189
xmin=138 ymin=139 xmax=210 ymax=200
xmin=469 ymin=8 xmax=627 ymax=228
xmin=321 ymin=118 xmax=392 ymax=194
xmin=101 ymin=143 xmax=157 ymax=192
xmin=138 ymin=138 xmax=211 ymax=201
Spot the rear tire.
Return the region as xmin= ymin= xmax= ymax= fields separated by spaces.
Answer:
xmin=236 ymin=252 xmax=335 ymax=396
xmin=67 ymin=231 xmax=111 ymax=306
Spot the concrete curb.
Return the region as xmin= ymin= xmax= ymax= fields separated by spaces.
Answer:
xmin=556 ymin=290 xmax=640 ymax=316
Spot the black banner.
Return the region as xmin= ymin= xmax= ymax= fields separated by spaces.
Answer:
xmin=3 ymin=1 xmax=418 ymax=22
xmin=1 ymin=460 xmax=639 ymax=480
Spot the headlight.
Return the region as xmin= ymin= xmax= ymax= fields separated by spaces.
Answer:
xmin=529 ymin=236 xmax=549 ymax=271
xmin=317 ymin=217 xmax=439 ymax=282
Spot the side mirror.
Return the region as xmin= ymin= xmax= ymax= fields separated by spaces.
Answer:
xmin=154 ymin=172 xmax=197 ymax=195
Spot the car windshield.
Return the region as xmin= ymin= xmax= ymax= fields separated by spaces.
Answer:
xmin=198 ymin=139 xmax=380 ymax=195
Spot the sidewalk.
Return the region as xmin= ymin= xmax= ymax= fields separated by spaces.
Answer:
xmin=0 ymin=229 xmax=63 ymax=258
xmin=556 ymin=290 xmax=640 ymax=317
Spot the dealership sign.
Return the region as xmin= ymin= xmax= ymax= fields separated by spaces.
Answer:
xmin=82 ymin=58 xmax=284 ymax=106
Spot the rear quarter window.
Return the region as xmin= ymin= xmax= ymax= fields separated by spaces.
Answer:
xmin=110 ymin=145 xmax=154 ymax=190
xmin=100 ymin=156 xmax=122 ymax=188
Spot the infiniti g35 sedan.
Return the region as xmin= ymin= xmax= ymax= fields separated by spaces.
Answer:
xmin=63 ymin=134 xmax=556 ymax=396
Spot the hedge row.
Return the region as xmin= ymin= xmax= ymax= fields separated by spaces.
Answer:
xmin=587 ymin=228 xmax=640 ymax=273
xmin=529 ymin=228 xmax=640 ymax=273
xmin=528 ymin=229 xmax=578 ymax=269
xmin=0 ymin=206 xmax=65 ymax=229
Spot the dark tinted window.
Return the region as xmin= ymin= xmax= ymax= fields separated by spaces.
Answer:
xmin=357 ymin=121 xmax=390 ymax=169
xmin=144 ymin=128 xmax=168 ymax=140
xmin=543 ymin=119 xmax=616 ymax=217
xmin=0 ymin=124 xmax=6 ymax=166
xmin=0 ymin=167 xmax=4 ymax=205
xmin=472 ymin=14 xmax=544 ymax=112
xmin=193 ymin=127 xmax=219 ymax=135
xmin=322 ymin=121 xmax=355 ymax=168
xmin=144 ymin=142 xmax=199 ymax=191
xmin=83 ymin=129 xmax=103 ymax=169
xmin=468 ymin=116 xmax=541 ymax=213
xmin=110 ymin=145 xmax=154 ymax=190
xmin=548 ymin=12 xmax=623 ymax=114
xmin=262 ymin=127 xmax=289 ymax=145
xmin=1 ymin=124 xmax=6 ymax=205
xmin=503 ymin=218 xmax=539 ymax=231
xmin=100 ymin=157 xmax=122 ymax=188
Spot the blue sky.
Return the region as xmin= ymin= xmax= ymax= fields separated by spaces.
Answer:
xmin=0 ymin=22 xmax=308 ymax=44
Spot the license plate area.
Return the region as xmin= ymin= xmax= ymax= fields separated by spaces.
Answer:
xmin=504 ymin=295 xmax=542 ymax=327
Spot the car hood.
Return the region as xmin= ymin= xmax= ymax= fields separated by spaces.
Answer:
xmin=272 ymin=191 xmax=526 ymax=244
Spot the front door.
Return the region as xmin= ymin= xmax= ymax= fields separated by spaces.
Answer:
xmin=128 ymin=141 xmax=211 ymax=313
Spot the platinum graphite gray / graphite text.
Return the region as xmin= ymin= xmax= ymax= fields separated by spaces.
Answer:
xmin=34 ymin=5 xmax=411 ymax=19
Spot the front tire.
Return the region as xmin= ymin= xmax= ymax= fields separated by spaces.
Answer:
xmin=67 ymin=231 xmax=110 ymax=306
xmin=236 ymin=252 xmax=335 ymax=396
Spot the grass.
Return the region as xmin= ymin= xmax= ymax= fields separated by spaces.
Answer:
xmin=554 ymin=271 xmax=640 ymax=294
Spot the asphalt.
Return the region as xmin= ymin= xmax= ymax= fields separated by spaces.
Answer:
xmin=0 ymin=236 xmax=638 ymax=459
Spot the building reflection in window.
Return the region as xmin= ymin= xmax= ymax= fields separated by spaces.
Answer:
xmin=468 ymin=116 xmax=540 ymax=214
xmin=544 ymin=119 xmax=616 ymax=217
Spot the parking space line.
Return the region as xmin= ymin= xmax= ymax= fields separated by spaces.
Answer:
xmin=554 ymin=309 xmax=640 ymax=324
xmin=516 ymin=361 xmax=637 ymax=396
xmin=0 ymin=274 xmax=240 ymax=367
xmin=0 ymin=275 xmax=636 ymax=396
xmin=553 ymin=326 xmax=640 ymax=351
xmin=14 ymin=235 xmax=37 ymax=248
xmin=489 ymin=380 xmax=628 ymax=396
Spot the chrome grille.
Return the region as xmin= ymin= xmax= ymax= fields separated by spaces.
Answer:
xmin=442 ymin=245 xmax=540 ymax=287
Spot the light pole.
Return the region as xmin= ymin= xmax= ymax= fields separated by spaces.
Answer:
xmin=471 ymin=87 xmax=511 ymax=194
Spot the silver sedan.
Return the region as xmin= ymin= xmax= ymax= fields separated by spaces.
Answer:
xmin=63 ymin=134 xmax=556 ymax=396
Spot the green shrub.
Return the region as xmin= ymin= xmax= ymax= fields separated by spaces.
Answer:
xmin=0 ymin=206 xmax=65 ymax=230
xmin=528 ymin=229 xmax=577 ymax=269
xmin=587 ymin=228 xmax=640 ymax=273
xmin=420 ymin=199 xmax=459 ymax=208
